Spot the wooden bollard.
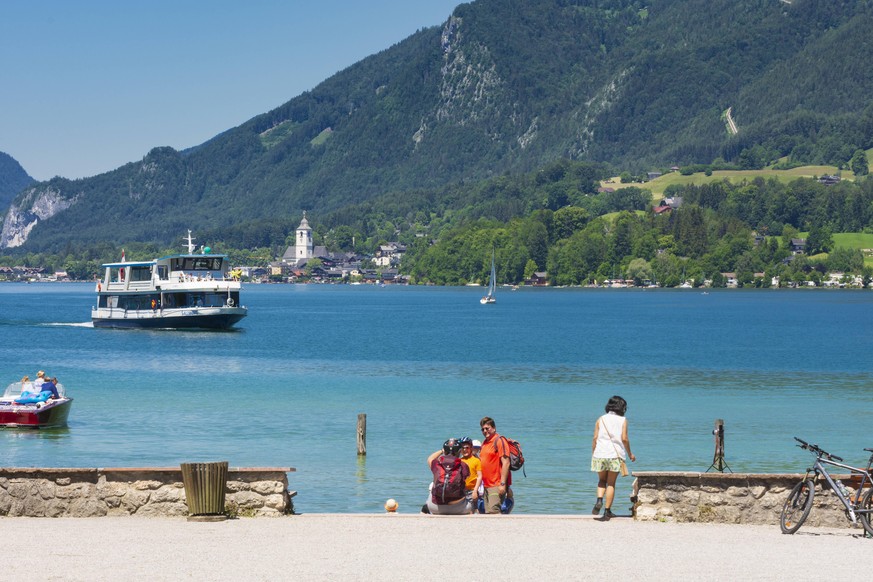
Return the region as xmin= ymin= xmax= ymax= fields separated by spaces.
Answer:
xmin=357 ymin=413 xmax=367 ymax=455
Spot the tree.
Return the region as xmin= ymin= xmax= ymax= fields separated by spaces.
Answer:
xmin=849 ymin=149 xmax=869 ymax=176
xmin=551 ymin=206 xmax=590 ymax=241
xmin=826 ymin=247 xmax=864 ymax=273
xmin=805 ymin=226 xmax=833 ymax=255
xmin=523 ymin=259 xmax=539 ymax=280
xmin=626 ymin=258 xmax=652 ymax=286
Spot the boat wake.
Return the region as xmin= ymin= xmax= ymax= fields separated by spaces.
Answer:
xmin=41 ymin=322 xmax=94 ymax=328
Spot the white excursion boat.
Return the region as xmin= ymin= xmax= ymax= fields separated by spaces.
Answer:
xmin=91 ymin=231 xmax=247 ymax=330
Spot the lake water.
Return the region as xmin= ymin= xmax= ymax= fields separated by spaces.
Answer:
xmin=1 ymin=283 xmax=871 ymax=514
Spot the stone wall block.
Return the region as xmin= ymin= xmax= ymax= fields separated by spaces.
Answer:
xmin=748 ymin=485 xmax=767 ymax=499
xmin=6 ymin=482 xmax=30 ymax=499
xmin=150 ymin=485 xmax=184 ymax=504
xmin=230 ymin=491 xmax=266 ymax=509
xmin=252 ymin=481 xmax=285 ymax=495
xmin=119 ymin=489 xmax=151 ymax=512
xmin=0 ymin=495 xmax=12 ymax=515
xmin=43 ymin=499 xmax=73 ymax=518
xmin=635 ymin=505 xmax=658 ymax=520
xmin=104 ymin=495 xmax=122 ymax=509
xmin=0 ymin=468 xmax=292 ymax=517
xmin=68 ymin=497 xmax=108 ymax=517
xmin=36 ymin=479 xmax=57 ymax=499
xmin=23 ymin=495 xmax=50 ymax=516
xmin=698 ymin=492 xmax=727 ymax=507
xmin=226 ymin=480 xmax=246 ymax=493
xmin=632 ymin=472 xmax=869 ymax=528
xmin=263 ymin=493 xmax=288 ymax=510
xmin=99 ymin=481 xmax=131 ymax=499
xmin=56 ymin=482 xmax=94 ymax=500
xmin=724 ymin=486 xmax=748 ymax=498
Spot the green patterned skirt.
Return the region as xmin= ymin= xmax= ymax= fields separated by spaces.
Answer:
xmin=591 ymin=457 xmax=622 ymax=472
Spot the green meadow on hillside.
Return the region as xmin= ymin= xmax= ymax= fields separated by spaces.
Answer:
xmin=604 ymin=165 xmax=852 ymax=200
xmin=832 ymin=233 xmax=873 ymax=268
xmin=788 ymin=232 xmax=873 ymax=268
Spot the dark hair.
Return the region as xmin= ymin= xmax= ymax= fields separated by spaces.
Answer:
xmin=605 ymin=395 xmax=627 ymax=416
xmin=479 ymin=416 xmax=496 ymax=429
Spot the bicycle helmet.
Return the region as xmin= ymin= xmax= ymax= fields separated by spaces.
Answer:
xmin=458 ymin=436 xmax=473 ymax=446
xmin=443 ymin=438 xmax=462 ymax=456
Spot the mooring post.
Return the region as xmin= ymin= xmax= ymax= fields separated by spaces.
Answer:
xmin=357 ymin=413 xmax=367 ymax=455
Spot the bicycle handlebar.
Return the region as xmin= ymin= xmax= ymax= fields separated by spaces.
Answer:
xmin=793 ymin=437 xmax=843 ymax=462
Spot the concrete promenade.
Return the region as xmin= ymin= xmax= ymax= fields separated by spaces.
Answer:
xmin=3 ymin=514 xmax=868 ymax=581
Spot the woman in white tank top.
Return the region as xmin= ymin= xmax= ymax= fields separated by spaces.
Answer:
xmin=590 ymin=395 xmax=635 ymax=520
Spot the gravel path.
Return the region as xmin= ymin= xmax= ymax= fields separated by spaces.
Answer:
xmin=5 ymin=514 xmax=869 ymax=581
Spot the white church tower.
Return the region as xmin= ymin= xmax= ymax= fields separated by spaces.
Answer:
xmin=296 ymin=211 xmax=313 ymax=261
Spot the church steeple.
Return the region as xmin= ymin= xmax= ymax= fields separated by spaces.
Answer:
xmin=296 ymin=211 xmax=313 ymax=260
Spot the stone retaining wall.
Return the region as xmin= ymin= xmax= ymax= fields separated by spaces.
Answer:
xmin=0 ymin=467 xmax=295 ymax=517
xmin=634 ymin=472 xmax=869 ymax=528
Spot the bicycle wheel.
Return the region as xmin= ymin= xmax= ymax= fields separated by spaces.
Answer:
xmin=780 ymin=479 xmax=815 ymax=534
xmin=858 ymin=487 xmax=873 ymax=537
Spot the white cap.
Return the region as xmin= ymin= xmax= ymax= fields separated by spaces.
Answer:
xmin=472 ymin=440 xmax=482 ymax=448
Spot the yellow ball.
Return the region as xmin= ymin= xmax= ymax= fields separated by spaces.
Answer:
xmin=384 ymin=498 xmax=398 ymax=512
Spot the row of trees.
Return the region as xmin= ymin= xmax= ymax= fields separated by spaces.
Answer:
xmin=404 ymin=173 xmax=873 ymax=287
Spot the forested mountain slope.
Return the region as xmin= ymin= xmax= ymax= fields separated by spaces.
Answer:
xmin=4 ymin=0 xmax=873 ymax=252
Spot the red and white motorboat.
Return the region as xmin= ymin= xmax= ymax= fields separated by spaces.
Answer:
xmin=0 ymin=381 xmax=73 ymax=428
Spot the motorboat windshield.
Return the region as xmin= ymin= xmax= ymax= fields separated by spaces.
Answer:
xmin=2 ymin=381 xmax=67 ymax=402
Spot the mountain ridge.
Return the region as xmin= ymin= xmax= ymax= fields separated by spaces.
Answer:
xmin=0 ymin=151 xmax=34 ymax=215
xmin=4 ymin=0 xmax=873 ymax=252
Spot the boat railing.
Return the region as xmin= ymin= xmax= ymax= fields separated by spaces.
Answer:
xmin=172 ymin=272 xmax=230 ymax=283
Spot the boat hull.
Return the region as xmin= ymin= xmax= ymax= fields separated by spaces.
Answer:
xmin=92 ymin=307 xmax=247 ymax=330
xmin=0 ymin=399 xmax=73 ymax=429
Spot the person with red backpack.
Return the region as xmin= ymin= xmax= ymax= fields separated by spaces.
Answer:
xmin=424 ymin=438 xmax=472 ymax=515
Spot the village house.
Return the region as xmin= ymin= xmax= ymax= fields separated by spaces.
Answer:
xmin=526 ymin=272 xmax=548 ymax=286
xmin=373 ymin=243 xmax=406 ymax=268
xmin=653 ymin=196 xmax=683 ymax=215
xmin=789 ymin=238 xmax=807 ymax=255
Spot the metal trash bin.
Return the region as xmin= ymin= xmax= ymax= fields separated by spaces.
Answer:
xmin=180 ymin=461 xmax=228 ymax=521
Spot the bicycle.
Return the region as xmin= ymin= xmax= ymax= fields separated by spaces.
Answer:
xmin=780 ymin=437 xmax=873 ymax=536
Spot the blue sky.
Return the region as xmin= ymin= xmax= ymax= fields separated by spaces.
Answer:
xmin=0 ymin=1 xmax=461 ymax=181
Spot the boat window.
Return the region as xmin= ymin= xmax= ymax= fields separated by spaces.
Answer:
xmin=181 ymin=257 xmax=222 ymax=271
xmin=157 ymin=265 xmax=168 ymax=280
xmin=130 ymin=266 xmax=152 ymax=282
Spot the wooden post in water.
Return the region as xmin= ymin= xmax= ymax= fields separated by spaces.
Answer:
xmin=357 ymin=413 xmax=367 ymax=455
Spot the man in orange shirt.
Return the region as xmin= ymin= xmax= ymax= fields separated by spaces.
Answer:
xmin=479 ymin=416 xmax=513 ymax=514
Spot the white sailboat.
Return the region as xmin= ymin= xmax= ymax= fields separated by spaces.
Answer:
xmin=480 ymin=252 xmax=497 ymax=304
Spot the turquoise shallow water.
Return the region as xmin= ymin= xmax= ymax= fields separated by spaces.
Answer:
xmin=1 ymin=283 xmax=872 ymax=513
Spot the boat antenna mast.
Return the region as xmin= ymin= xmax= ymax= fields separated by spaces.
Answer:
xmin=185 ymin=230 xmax=196 ymax=254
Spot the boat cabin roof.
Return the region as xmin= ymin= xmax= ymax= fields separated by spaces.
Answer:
xmin=100 ymin=253 xmax=229 ymax=269
xmin=101 ymin=261 xmax=155 ymax=268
